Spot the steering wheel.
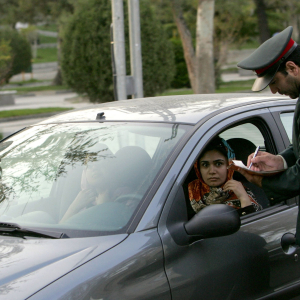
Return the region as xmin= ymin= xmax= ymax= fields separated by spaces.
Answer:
xmin=114 ymin=193 xmax=143 ymax=205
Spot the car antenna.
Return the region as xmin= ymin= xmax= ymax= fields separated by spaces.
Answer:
xmin=96 ymin=112 xmax=105 ymax=120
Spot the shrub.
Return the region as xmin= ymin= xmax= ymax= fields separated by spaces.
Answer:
xmin=170 ymin=38 xmax=191 ymax=89
xmin=0 ymin=29 xmax=32 ymax=83
xmin=0 ymin=39 xmax=12 ymax=84
xmin=61 ymin=0 xmax=175 ymax=103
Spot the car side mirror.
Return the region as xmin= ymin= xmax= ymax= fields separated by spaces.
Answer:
xmin=281 ymin=232 xmax=297 ymax=255
xmin=185 ymin=204 xmax=240 ymax=239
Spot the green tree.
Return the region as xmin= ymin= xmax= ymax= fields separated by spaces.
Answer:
xmin=158 ymin=0 xmax=257 ymax=90
xmin=61 ymin=0 xmax=175 ymax=103
xmin=170 ymin=38 xmax=190 ymax=88
xmin=266 ymin=0 xmax=300 ymax=42
xmin=0 ymin=39 xmax=12 ymax=84
xmin=214 ymin=0 xmax=257 ymax=87
xmin=0 ymin=29 xmax=32 ymax=83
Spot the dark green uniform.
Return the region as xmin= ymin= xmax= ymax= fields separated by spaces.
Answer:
xmin=263 ymin=95 xmax=300 ymax=242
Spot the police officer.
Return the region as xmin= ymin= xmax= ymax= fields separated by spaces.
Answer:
xmin=237 ymin=26 xmax=300 ymax=244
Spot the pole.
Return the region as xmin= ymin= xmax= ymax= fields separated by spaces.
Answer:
xmin=111 ymin=0 xmax=127 ymax=100
xmin=128 ymin=0 xmax=143 ymax=98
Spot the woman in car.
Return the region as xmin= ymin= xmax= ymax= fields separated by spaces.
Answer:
xmin=60 ymin=147 xmax=116 ymax=222
xmin=188 ymin=136 xmax=262 ymax=216
xmin=60 ymin=145 xmax=153 ymax=222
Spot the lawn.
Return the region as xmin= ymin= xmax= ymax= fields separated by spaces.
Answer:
xmin=39 ymin=35 xmax=57 ymax=44
xmin=33 ymin=47 xmax=57 ymax=63
xmin=2 ymin=84 xmax=69 ymax=93
xmin=158 ymin=79 xmax=255 ymax=96
xmin=37 ymin=23 xmax=58 ymax=32
xmin=0 ymin=107 xmax=73 ymax=119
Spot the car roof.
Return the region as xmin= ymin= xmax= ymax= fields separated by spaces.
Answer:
xmin=38 ymin=93 xmax=296 ymax=126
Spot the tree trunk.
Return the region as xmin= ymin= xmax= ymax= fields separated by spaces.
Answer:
xmin=171 ymin=0 xmax=196 ymax=92
xmin=254 ymin=0 xmax=270 ymax=43
xmin=195 ymin=0 xmax=215 ymax=93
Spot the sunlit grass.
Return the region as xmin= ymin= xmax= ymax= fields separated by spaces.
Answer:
xmin=2 ymin=85 xmax=69 ymax=93
xmin=38 ymin=35 xmax=57 ymax=44
xmin=33 ymin=47 xmax=57 ymax=63
xmin=0 ymin=107 xmax=72 ymax=119
xmin=37 ymin=23 xmax=58 ymax=32
xmin=157 ymin=79 xmax=255 ymax=96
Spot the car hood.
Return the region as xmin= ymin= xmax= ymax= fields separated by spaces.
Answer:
xmin=0 ymin=234 xmax=128 ymax=300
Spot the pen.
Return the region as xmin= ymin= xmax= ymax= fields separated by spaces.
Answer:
xmin=248 ymin=146 xmax=260 ymax=169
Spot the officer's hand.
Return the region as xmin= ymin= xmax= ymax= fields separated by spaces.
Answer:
xmin=247 ymin=151 xmax=284 ymax=171
xmin=236 ymin=168 xmax=263 ymax=187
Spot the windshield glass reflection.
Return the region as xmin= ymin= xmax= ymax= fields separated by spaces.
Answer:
xmin=0 ymin=122 xmax=188 ymax=237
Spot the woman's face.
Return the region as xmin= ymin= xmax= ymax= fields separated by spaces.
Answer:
xmin=199 ymin=149 xmax=228 ymax=187
xmin=85 ymin=161 xmax=107 ymax=188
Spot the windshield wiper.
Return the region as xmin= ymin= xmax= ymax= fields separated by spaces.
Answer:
xmin=0 ymin=222 xmax=68 ymax=239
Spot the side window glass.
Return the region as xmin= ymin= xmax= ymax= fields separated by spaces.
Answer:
xmin=280 ymin=112 xmax=293 ymax=144
xmin=220 ymin=123 xmax=265 ymax=150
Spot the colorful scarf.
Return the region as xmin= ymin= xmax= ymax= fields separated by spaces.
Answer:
xmin=188 ymin=138 xmax=260 ymax=213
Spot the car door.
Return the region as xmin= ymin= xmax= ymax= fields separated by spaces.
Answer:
xmin=158 ymin=105 xmax=300 ymax=300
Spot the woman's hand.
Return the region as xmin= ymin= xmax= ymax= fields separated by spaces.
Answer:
xmin=60 ymin=189 xmax=97 ymax=222
xmin=72 ymin=189 xmax=97 ymax=211
xmin=223 ymin=180 xmax=252 ymax=207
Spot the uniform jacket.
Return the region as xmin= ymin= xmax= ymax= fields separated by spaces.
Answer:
xmin=262 ymin=95 xmax=300 ymax=242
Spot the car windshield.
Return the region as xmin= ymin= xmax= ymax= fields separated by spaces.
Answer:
xmin=0 ymin=122 xmax=189 ymax=237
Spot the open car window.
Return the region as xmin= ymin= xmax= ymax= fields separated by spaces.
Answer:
xmin=0 ymin=122 xmax=189 ymax=237
xmin=184 ymin=121 xmax=274 ymax=220
xmin=220 ymin=123 xmax=265 ymax=150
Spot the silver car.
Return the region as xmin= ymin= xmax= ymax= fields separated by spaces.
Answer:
xmin=0 ymin=93 xmax=298 ymax=300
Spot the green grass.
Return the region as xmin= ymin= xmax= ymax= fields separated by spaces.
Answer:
xmin=158 ymin=79 xmax=255 ymax=96
xmin=221 ymin=67 xmax=239 ymax=74
xmin=6 ymin=79 xmax=45 ymax=86
xmin=159 ymin=89 xmax=193 ymax=96
xmin=39 ymin=35 xmax=57 ymax=44
xmin=0 ymin=107 xmax=73 ymax=119
xmin=216 ymin=86 xmax=252 ymax=93
xmin=37 ymin=23 xmax=58 ymax=32
xmin=230 ymin=39 xmax=260 ymax=50
xmin=2 ymin=85 xmax=69 ymax=93
xmin=33 ymin=47 xmax=57 ymax=63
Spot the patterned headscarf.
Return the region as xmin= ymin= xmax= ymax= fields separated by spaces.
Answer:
xmin=188 ymin=137 xmax=242 ymax=213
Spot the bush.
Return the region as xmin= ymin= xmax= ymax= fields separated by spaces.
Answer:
xmin=0 ymin=39 xmax=12 ymax=84
xmin=170 ymin=38 xmax=191 ymax=89
xmin=61 ymin=0 xmax=175 ymax=103
xmin=0 ymin=29 xmax=32 ymax=83
xmin=138 ymin=2 xmax=175 ymax=97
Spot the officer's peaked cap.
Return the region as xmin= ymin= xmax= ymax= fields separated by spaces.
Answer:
xmin=237 ymin=26 xmax=298 ymax=91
